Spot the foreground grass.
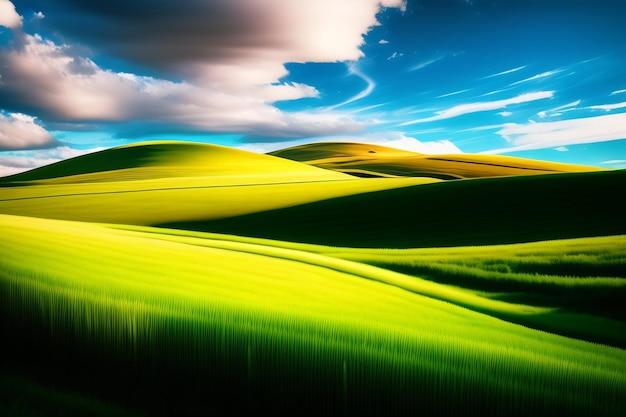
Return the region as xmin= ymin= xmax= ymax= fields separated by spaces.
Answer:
xmin=1 ymin=214 xmax=625 ymax=416
xmin=109 ymin=224 xmax=626 ymax=348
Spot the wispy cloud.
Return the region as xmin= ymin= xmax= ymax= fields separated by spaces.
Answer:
xmin=498 ymin=111 xmax=513 ymax=117
xmin=537 ymin=100 xmax=581 ymax=118
xmin=588 ymin=101 xmax=626 ymax=111
xmin=610 ymin=89 xmax=626 ymax=96
xmin=409 ymin=56 xmax=445 ymax=71
xmin=436 ymin=89 xmax=471 ymax=99
xmin=509 ymin=70 xmax=564 ymax=86
xmin=400 ymin=91 xmax=554 ymax=126
xmin=481 ymin=66 xmax=526 ymax=79
xmin=327 ymin=63 xmax=376 ymax=110
xmin=484 ymin=112 xmax=626 ymax=154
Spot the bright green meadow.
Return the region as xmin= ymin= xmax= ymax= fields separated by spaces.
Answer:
xmin=0 ymin=141 xmax=624 ymax=416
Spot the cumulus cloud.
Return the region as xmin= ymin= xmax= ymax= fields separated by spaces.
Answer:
xmin=401 ymin=91 xmax=554 ymax=125
xmin=20 ymin=0 xmax=404 ymax=88
xmin=0 ymin=0 xmax=22 ymax=28
xmin=0 ymin=34 xmax=361 ymax=141
xmin=0 ymin=1 xmax=405 ymax=145
xmin=484 ymin=112 xmax=626 ymax=154
xmin=0 ymin=112 xmax=58 ymax=150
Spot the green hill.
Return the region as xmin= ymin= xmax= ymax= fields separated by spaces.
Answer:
xmin=164 ymin=169 xmax=626 ymax=248
xmin=0 ymin=141 xmax=435 ymax=225
xmin=270 ymin=142 xmax=600 ymax=179
xmin=0 ymin=141 xmax=350 ymax=184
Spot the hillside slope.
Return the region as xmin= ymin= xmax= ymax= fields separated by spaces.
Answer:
xmin=0 ymin=141 xmax=350 ymax=185
xmin=0 ymin=141 xmax=437 ymax=225
xmin=270 ymin=142 xmax=600 ymax=179
xmin=167 ymin=169 xmax=626 ymax=248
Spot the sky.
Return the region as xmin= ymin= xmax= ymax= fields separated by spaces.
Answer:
xmin=1 ymin=0 xmax=626 ymax=176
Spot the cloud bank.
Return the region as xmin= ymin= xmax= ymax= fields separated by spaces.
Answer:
xmin=0 ymin=0 xmax=406 ymax=149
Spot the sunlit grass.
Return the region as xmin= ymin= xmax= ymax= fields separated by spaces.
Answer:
xmin=1 ymin=214 xmax=625 ymax=415
xmin=270 ymin=141 xmax=600 ymax=179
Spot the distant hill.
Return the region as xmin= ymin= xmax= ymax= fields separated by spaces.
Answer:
xmin=0 ymin=141 xmax=350 ymax=185
xmin=269 ymin=142 xmax=601 ymax=179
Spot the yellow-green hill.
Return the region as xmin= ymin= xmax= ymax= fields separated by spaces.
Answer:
xmin=0 ymin=141 xmax=351 ymax=185
xmin=269 ymin=142 xmax=601 ymax=179
xmin=0 ymin=141 xmax=435 ymax=225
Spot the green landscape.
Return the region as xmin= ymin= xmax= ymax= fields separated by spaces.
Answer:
xmin=1 ymin=141 xmax=625 ymax=416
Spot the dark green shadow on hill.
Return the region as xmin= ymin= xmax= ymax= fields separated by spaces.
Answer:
xmin=160 ymin=169 xmax=626 ymax=249
xmin=0 ymin=143 xmax=208 ymax=184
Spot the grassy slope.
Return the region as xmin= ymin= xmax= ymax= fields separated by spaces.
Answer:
xmin=0 ymin=141 xmax=438 ymax=224
xmin=270 ymin=142 xmax=600 ymax=179
xmin=107 ymin=224 xmax=626 ymax=349
xmin=178 ymin=169 xmax=626 ymax=248
xmin=0 ymin=141 xmax=351 ymax=184
xmin=1 ymin=214 xmax=625 ymax=416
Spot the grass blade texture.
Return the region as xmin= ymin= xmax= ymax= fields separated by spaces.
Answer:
xmin=1 ymin=214 xmax=625 ymax=416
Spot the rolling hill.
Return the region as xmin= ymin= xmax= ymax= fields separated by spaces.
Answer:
xmin=1 ymin=140 xmax=624 ymax=416
xmin=0 ymin=141 xmax=437 ymax=225
xmin=269 ymin=142 xmax=601 ymax=179
xmin=0 ymin=141 xmax=351 ymax=185
xmin=163 ymin=168 xmax=626 ymax=248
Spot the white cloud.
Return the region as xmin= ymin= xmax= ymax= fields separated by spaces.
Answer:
xmin=0 ymin=146 xmax=105 ymax=177
xmin=610 ymin=89 xmax=626 ymax=96
xmin=33 ymin=11 xmax=45 ymax=20
xmin=484 ymin=112 xmax=626 ymax=154
xmin=0 ymin=1 xmax=406 ymax=145
xmin=240 ymin=131 xmax=462 ymax=155
xmin=437 ymin=89 xmax=471 ymax=99
xmin=0 ymin=34 xmax=362 ymax=142
xmin=327 ymin=63 xmax=376 ymax=110
xmin=481 ymin=66 xmax=526 ymax=79
xmin=602 ymin=159 xmax=626 ymax=165
xmin=537 ymin=100 xmax=581 ymax=118
xmin=379 ymin=39 xmax=389 ymax=44
xmin=509 ymin=70 xmax=563 ymax=86
xmin=400 ymin=91 xmax=554 ymax=125
xmin=409 ymin=56 xmax=445 ymax=71
xmin=0 ymin=112 xmax=57 ymax=150
xmin=498 ymin=111 xmax=513 ymax=117
xmin=554 ymin=146 xmax=569 ymax=152
xmin=587 ymin=101 xmax=626 ymax=112
xmin=387 ymin=51 xmax=403 ymax=60
xmin=0 ymin=0 xmax=22 ymax=29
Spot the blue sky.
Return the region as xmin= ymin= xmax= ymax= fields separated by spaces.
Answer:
xmin=1 ymin=0 xmax=625 ymax=175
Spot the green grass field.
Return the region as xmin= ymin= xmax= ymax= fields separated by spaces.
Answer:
xmin=1 ymin=141 xmax=624 ymax=416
